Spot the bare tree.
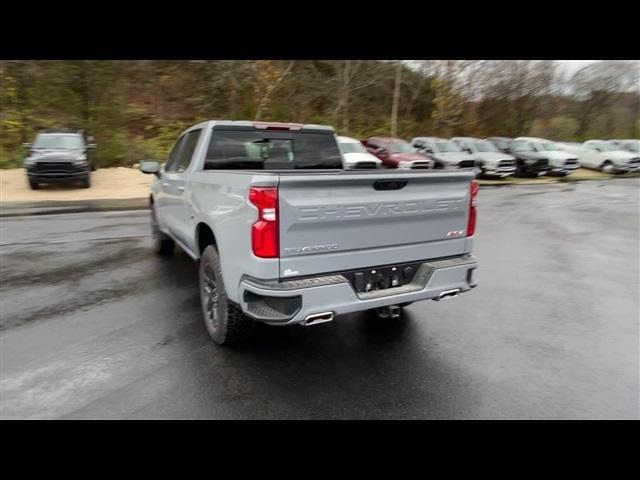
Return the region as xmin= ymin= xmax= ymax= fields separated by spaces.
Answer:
xmin=331 ymin=61 xmax=385 ymax=135
xmin=390 ymin=62 xmax=402 ymax=137
xmin=429 ymin=60 xmax=473 ymax=136
xmin=252 ymin=60 xmax=295 ymax=121
xmin=569 ymin=60 xmax=640 ymax=137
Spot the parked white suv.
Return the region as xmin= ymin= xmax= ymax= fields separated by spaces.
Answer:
xmin=561 ymin=140 xmax=640 ymax=173
xmin=337 ymin=136 xmax=382 ymax=169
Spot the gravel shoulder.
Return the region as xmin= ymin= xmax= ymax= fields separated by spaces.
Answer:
xmin=1 ymin=168 xmax=153 ymax=204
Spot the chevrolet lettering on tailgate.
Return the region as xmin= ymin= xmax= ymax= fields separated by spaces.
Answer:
xmin=297 ymin=198 xmax=466 ymax=222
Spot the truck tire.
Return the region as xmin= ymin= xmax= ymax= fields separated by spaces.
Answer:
xmin=151 ymin=206 xmax=175 ymax=255
xmin=199 ymin=245 xmax=254 ymax=345
xmin=516 ymin=161 xmax=534 ymax=177
xmin=600 ymin=160 xmax=614 ymax=173
xmin=81 ymin=174 xmax=91 ymax=188
xmin=28 ymin=178 xmax=40 ymax=190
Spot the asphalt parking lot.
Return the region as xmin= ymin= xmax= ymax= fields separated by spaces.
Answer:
xmin=1 ymin=179 xmax=638 ymax=419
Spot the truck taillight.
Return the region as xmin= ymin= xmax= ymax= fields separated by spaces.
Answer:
xmin=467 ymin=180 xmax=478 ymax=237
xmin=249 ymin=187 xmax=279 ymax=258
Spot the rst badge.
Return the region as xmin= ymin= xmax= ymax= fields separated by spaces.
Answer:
xmin=447 ymin=230 xmax=465 ymax=237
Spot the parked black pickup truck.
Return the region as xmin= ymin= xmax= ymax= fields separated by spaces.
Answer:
xmin=508 ymin=138 xmax=552 ymax=177
xmin=23 ymin=130 xmax=96 ymax=189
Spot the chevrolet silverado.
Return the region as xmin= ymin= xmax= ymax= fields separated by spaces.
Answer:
xmin=140 ymin=121 xmax=478 ymax=344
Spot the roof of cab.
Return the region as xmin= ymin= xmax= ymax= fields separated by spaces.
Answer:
xmin=37 ymin=129 xmax=83 ymax=136
xmin=451 ymin=136 xmax=481 ymax=142
xmin=207 ymin=120 xmax=334 ymax=132
xmin=514 ymin=136 xmax=549 ymax=142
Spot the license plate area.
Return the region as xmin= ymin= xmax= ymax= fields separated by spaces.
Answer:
xmin=344 ymin=261 xmax=423 ymax=294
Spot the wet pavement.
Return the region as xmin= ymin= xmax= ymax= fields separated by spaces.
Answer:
xmin=1 ymin=179 xmax=638 ymax=419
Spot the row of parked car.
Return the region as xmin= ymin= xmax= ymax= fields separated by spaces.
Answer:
xmin=337 ymin=135 xmax=640 ymax=178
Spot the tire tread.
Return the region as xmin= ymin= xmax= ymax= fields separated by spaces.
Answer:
xmin=201 ymin=245 xmax=253 ymax=345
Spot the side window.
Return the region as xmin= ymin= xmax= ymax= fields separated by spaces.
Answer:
xmin=165 ymin=135 xmax=186 ymax=172
xmin=174 ymin=129 xmax=202 ymax=173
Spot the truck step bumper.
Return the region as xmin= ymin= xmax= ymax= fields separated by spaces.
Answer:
xmin=238 ymin=255 xmax=477 ymax=325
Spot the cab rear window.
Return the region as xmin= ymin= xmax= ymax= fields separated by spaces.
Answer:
xmin=204 ymin=130 xmax=342 ymax=170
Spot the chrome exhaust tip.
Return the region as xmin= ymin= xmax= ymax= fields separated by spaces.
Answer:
xmin=434 ymin=289 xmax=460 ymax=301
xmin=302 ymin=311 xmax=335 ymax=326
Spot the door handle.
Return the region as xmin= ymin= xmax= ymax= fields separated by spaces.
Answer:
xmin=177 ymin=186 xmax=185 ymax=192
xmin=374 ymin=180 xmax=408 ymax=191
xmin=162 ymin=182 xmax=170 ymax=187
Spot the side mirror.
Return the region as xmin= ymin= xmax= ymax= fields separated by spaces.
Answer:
xmin=87 ymin=143 xmax=97 ymax=149
xmin=378 ymin=148 xmax=388 ymax=155
xmin=463 ymin=147 xmax=472 ymax=154
xmin=594 ymin=147 xmax=601 ymax=152
xmin=503 ymin=147 xmax=511 ymax=154
xmin=22 ymin=142 xmax=32 ymax=149
xmin=140 ymin=160 xmax=160 ymax=176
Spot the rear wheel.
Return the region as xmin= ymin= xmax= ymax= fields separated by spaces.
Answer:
xmin=28 ymin=178 xmax=39 ymax=190
xmin=151 ymin=205 xmax=174 ymax=255
xmin=199 ymin=245 xmax=254 ymax=345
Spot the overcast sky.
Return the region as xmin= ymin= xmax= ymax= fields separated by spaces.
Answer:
xmin=556 ymin=60 xmax=598 ymax=76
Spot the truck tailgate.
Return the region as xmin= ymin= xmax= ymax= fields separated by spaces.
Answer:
xmin=278 ymin=170 xmax=474 ymax=278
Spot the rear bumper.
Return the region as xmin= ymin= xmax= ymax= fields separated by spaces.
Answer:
xmin=238 ymin=255 xmax=478 ymax=325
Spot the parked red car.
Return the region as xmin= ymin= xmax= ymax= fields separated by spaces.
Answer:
xmin=363 ymin=137 xmax=433 ymax=169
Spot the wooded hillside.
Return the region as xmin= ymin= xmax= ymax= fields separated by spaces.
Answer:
xmin=1 ymin=60 xmax=638 ymax=167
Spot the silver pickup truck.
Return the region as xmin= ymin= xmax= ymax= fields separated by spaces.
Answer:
xmin=140 ymin=121 xmax=479 ymax=344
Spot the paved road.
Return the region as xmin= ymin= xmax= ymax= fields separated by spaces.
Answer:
xmin=1 ymin=180 xmax=638 ymax=419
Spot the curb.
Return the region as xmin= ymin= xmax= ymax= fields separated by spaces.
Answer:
xmin=0 ymin=198 xmax=149 ymax=218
